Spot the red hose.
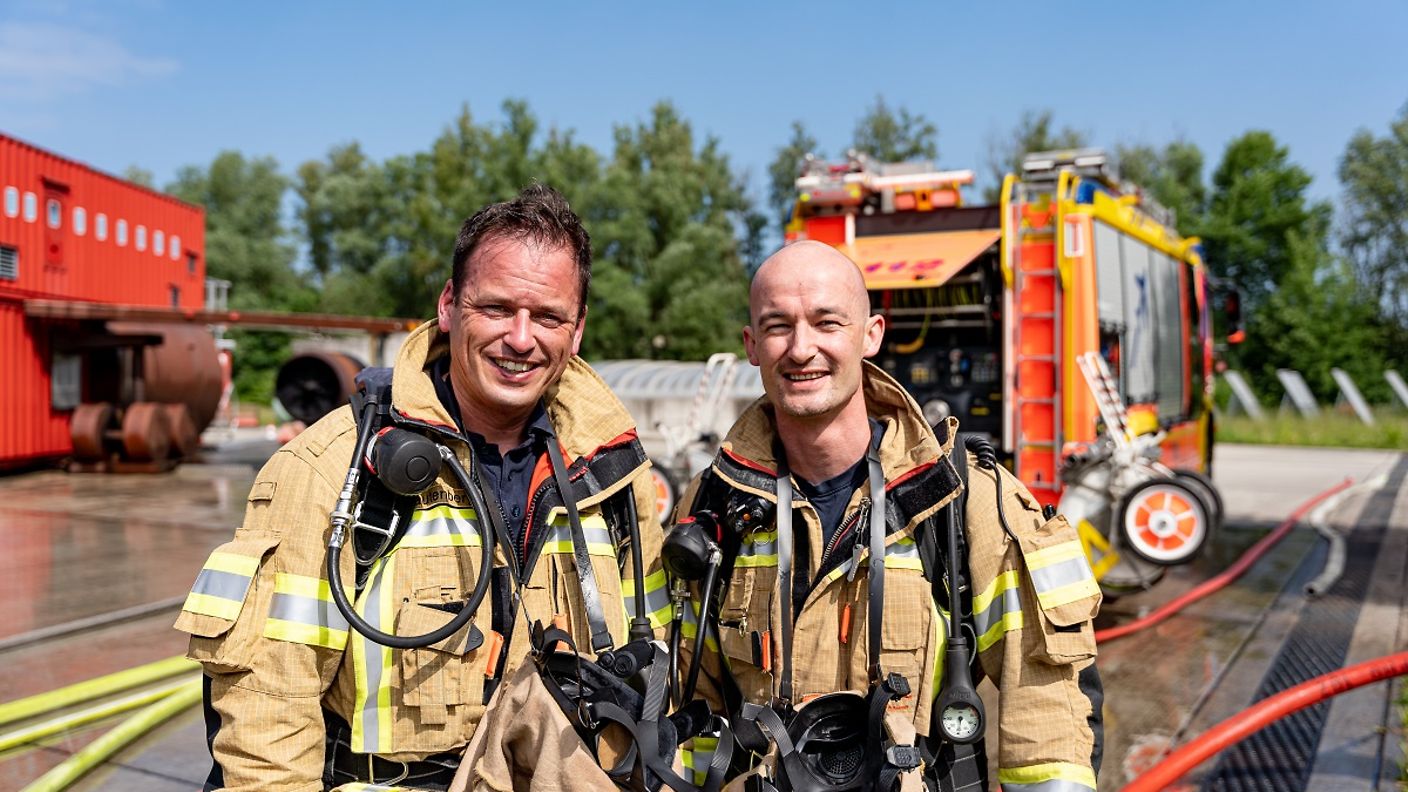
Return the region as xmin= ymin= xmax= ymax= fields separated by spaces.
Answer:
xmin=1095 ymin=478 xmax=1353 ymax=643
xmin=1122 ymin=650 xmax=1408 ymax=791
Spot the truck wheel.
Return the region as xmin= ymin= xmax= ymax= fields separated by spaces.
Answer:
xmin=648 ymin=461 xmax=678 ymax=523
xmin=1117 ymin=477 xmax=1211 ymax=566
xmin=1171 ymin=468 xmax=1223 ymax=535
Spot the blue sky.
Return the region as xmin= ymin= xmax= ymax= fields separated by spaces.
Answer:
xmin=3 ymin=0 xmax=1406 ymax=211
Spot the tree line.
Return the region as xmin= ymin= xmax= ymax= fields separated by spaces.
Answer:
xmin=155 ymin=97 xmax=1408 ymax=407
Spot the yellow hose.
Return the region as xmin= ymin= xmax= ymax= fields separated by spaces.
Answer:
xmin=19 ymin=679 xmax=202 ymax=792
xmin=0 ymin=655 xmax=196 ymax=727
xmin=0 ymin=674 xmax=200 ymax=753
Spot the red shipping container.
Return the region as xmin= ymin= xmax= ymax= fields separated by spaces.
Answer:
xmin=0 ymin=133 xmax=206 ymax=468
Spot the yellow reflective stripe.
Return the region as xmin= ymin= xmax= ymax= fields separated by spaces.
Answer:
xmin=182 ymin=592 xmax=242 ymax=620
xmin=265 ymin=573 xmax=350 ymax=649
xmin=680 ymin=736 xmax=720 ymax=785
xmin=734 ymin=554 xmax=778 ymax=568
xmin=204 ymin=551 xmax=260 ymax=576
xmin=1036 ymin=577 xmax=1102 ymax=611
xmin=931 ymin=603 xmax=948 ymax=699
xmin=679 ymin=604 xmax=719 ymax=652
xmin=399 ymin=505 xmax=483 ymax=549
xmin=265 ymin=620 xmax=348 ymax=650
xmin=622 ymin=568 xmax=673 ymax=629
xmin=997 ymin=761 xmax=1096 ymax=791
xmin=972 ymin=570 xmax=1020 ymax=615
xmin=539 ymin=514 xmax=616 ymax=557
xmin=351 ymin=553 xmax=396 ymax=753
xmin=976 ymin=609 xmax=1023 ymax=653
xmin=1025 ymin=541 xmax=1099 ymax=609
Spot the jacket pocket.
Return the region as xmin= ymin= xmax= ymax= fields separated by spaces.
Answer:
xmin=176 ymin=533 xmax=280 ymax=672
xmin=398 ymin=603 xmax=487 ymax=721
xmin=1016 ymin=514 xmax=1101 ymax=664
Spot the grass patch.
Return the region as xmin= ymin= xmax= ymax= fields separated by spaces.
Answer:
xmin=1216 ymin=409 xmax=1408 ymax=450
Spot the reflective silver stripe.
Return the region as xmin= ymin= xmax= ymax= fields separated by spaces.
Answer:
xmin=351 ymin=553 xmax=395 ymax=753
xmin=972 ymin=585 xmax=1022 ymax=638
xmin=539 ymin=517 xmax=615 ymax=555
xmin=622 ymin=569 xmax=672 ymax=627
xmin=400 ymin=506 xmax=482 ymax=547
xmin=1000 ymin=781 xmax=1095 ymax=792
xmin=190 ymin=568 xmax=252 ymax=601
xmin=831 ymin=536 xmax=922 ymax=580
xmin=269 ymin=592 xmax=350 ymax=632
xmin=1030 ymin=555 xmax=1094 ymax=596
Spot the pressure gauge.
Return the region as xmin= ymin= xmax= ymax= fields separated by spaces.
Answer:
xmin=940 ymin=702 xmax=982 ymax=742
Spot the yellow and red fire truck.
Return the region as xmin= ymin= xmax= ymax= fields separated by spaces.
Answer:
xmin=786 ymin=149 xmax=1227 ymax=592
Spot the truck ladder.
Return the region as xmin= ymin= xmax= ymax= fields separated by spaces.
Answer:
xmin=1010 ymin=184 xmax=1064 ymax=497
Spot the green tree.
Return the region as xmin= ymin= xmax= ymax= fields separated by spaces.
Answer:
xmin=586 ymin=101 xmax=750 ymax=360
xmin=167 ymin=151 xmax=310 ymax=401
xmin=850 ymin=95 xmax=938 ymax=163
xmin=1238 ymin=231 xmax=1394 ymax=403
xmin=1116 ymin=140 xmax=1207 ymax=237
xmin=294 ymin=101 xmax=601 ymax=321
xmin=122 ymin=165 xmax=155 ymax=188
xmin=767 ymin=121 xmax=819 ymax=228
xmin=1199 ymin=131 xmax=1331 ymax=313
xmin=984 ymin=110 xmax=1087 ymax=201
xmin=1338 ymin=102 xmax=1408 ymax=330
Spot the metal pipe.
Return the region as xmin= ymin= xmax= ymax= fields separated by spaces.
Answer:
xmin=19 ymin=679 xmax=202 ymax=792
xmin=1122 ymin=651 xmax=1408 ymax=792
xmin=0 ymin=656 xmax=196 ymax=727
xmin=0 ymin=597 xmax=185 ymax=654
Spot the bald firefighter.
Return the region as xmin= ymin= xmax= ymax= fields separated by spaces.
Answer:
xmin=674 ymin=241 xmax=1104 ymax=791
xmin=176 ymin=185 xmax=670 ymax=791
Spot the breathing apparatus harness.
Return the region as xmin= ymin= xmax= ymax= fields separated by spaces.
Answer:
xmin=666 ymin=429 xmax=1015 ymax=792
xmin=324 ymin=373 xmax=724 ymax=790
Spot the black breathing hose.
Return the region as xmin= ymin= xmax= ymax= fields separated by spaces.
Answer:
xmin=326 ymin=440 xmax=494 ymax=649
xmin=622 ymin=486 xmax=652 ymax=643
xmin=965 ymin=435 xmax=1018 ymax=543
xmin=682 ymin=554 xmax=720 ymax=703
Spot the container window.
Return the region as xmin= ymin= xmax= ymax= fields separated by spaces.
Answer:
xmin=187 ymin=252 xmax=197 ymax=274
xmin=3 ymin=187 xmax=17 ymax=218
xmin=46 ymin=199 xmax=61 ymax=229
xmin=117 ymin=219 xmax=128 ymax=247
xmin=23 ymin=192 xmax=37 ymax=222
xmin=73 ymin=207 xmax=87 ymax=236
xmin=170 ymin=285 xmax=181 ymax=307
xmin=135 ymin=225 xmax=147 ymax=251
xmin=154 ymin=230 xmax=164 ymax=256
xmin=96 ymin=213 xmax=108 ymax=241
xmin=0 ymin=245 xmax=17 ymax=280
xmin=52 ymin=353 xmax=81 ymax=411
xmin=170 ymin=235 xmax=181 ymax=260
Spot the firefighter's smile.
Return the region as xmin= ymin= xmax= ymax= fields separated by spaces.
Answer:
xmin=491 ymin=356 xmax=539 ymax=379
xmin=783 ymin=370 xmax=828 ymax=384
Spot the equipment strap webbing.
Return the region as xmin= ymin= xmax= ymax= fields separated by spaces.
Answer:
xmin=866 ymin=449 xmax=885 ymax=683
xmin=774 ymin=460 xmax=795 ymax=706
xmin=546 ymin=437 xmax=614 ymax=654
xmin=773 ymin=437 xmax=887 ymax=707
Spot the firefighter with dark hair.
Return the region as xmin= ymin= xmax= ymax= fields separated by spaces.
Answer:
xmin=673 ymin=241 xmax=1104 ymax=792
xmin=177 ymin=184 xmax=671 ymax=791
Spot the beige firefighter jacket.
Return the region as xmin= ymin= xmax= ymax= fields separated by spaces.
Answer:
xmin=673 ymin=362 xmax=1102 ymax=792
xmin=176 ymin=321 xmax=670 ymax=792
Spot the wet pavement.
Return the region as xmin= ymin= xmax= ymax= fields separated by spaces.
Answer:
xmin=0 ymin=439 xmax=1403 ymax=791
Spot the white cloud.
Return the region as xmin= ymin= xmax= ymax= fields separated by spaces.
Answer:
xmin=0 ymin=21 xmax=178 ymax=101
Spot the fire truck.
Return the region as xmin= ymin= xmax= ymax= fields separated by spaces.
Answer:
xmin=785 ymin=149 xmax=1229 ymax=593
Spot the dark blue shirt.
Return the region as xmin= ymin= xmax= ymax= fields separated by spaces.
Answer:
xmin=791 ymin=418 xmax=884 ymax=614
xmin=431 ymin=358 xmax=552 ymax=551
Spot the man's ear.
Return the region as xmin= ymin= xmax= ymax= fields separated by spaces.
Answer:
xmin=436 ymin=280 xmax=455 ymax=332
xmin=570 ymin=305 xmax=587 ymax=356
xmin=743 ymin=324 xmax=759 ymax=366
xmin=862 ymin=313 xmax=885 ymax=358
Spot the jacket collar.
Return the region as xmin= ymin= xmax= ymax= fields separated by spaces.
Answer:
xmin=711 ymin=360 xmax=962 ymax=531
